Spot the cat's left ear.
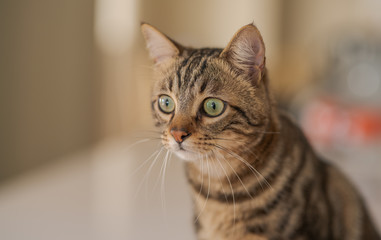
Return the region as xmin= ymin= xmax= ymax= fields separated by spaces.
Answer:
xmin=220 ymin=24 xmax=265 ymax=82
xmin=141 ymin=23 xmax=181 ymax=67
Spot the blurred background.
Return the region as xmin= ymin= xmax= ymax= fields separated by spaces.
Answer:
xmin=0 ymin=0 xmax=380 ymax=239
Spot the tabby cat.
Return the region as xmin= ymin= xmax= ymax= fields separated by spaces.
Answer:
xmin=141 ymin=23 xmax=380 ymax=240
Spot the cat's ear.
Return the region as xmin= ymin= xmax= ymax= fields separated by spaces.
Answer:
xmin=220 ymin=24 xmax=265 ymax=81
xmin=141 ymin=23 xmax=181 ymax=66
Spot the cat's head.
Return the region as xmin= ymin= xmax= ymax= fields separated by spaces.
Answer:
xmin=142 ymin=23 xmax=273 ymax=161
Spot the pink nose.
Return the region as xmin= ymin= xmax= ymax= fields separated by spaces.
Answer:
xmin=170 ymin=129 xmax=191 ymax=143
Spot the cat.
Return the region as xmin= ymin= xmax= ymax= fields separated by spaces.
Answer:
xmin=141 ymin=22 xmax=380 ymax=240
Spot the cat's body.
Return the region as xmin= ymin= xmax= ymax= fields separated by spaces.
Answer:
xmin=187 ymin=112 xmax=379 ymax=240
xmin=141 ymin=23 xmax=380 ymax=240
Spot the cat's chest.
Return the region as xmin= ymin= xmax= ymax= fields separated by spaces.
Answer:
xmin=194 ymin=197 xmax=250 ymax=240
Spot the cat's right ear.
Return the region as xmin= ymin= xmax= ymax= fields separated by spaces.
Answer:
xmin=141 ymin=23 xmax=181 ymax=67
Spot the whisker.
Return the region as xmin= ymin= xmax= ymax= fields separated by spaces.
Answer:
xmin=214 ymin=150 xmax=236 ymax=229
xmin=208 ymin=137 xmax=247 ymax=143
xmin=218 ymin=152 xmax=254 ymax=200
xmin=160 ymin=150 xmax=170 ymax=212
xmin=130 ymin=136 xmax=163 ymax=141
xmin=126 ymin=138 xmax=154 ymax=151
xmin=152 ymin=149 xmax=167 ymax=195
xmin=210 ymin=153 xmax=228 ymax=204
xmin=128 ymin=146 xmax=162 ymax=179
xmin=134 ymin=129 xmax=163 ymax=134
xmin=214 ymin=144 xmax=272 ymax=191
xmin=253 ymin=130 xmax=280 ymax=134
xmin=203 ymin=129 xmax=280 ymax=143
xmin=196 ymin=153 xmax=205 ymax=202
xmin=143 ymin=147 xmax=165 ymax=198
xmin=133 ymin=147 xmax=165 ymax=200
xmin=194 ymin=156 xmax=211 ymax=223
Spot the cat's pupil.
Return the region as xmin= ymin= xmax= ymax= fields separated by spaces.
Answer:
xmin=165 ymin=99 xmax=169 ymax=106
xmin=211 ymin=102 xmax=216 ymax=110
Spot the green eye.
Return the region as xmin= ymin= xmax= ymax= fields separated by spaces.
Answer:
xmin=203 ymin=98 xmax=225 ymax=117
xmin=158 ymin=95 xmax=175 ymax=113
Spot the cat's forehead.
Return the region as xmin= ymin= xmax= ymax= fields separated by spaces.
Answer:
xmin=174 ymin=48 xmax=222 ymax=87
xmin=154 ymin=47 xmax=254 ymax=111
xmin=162 ymin=48 xmax=224 ymax=96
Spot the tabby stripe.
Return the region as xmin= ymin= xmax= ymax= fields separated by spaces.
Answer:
xmin=252 ymin=128 xmax=278 ymax=169
xmin=281 ymin=137 xmax=317 ymax=237
xmin=244 ymin=146 xmax=307 ymax=219
xmin=188 ymin=49 xmax=219 ymax=88
xmin=176 ymin=51 xmax=196 ymax=89
xmin=181 ymin=51 xmax=200 ymax=81
xmin=183 ymin=56 xmax=202 ymax=85
xmin=194 ymin=216 xmax=201 ymax=233
xmin=168 ymin=76 xmax=173 ymax=91
xmin=169 ymin=112 xmax=175 ymax=124
xmin=319 ymin=161 xmax=333 ymax=238
xmin=189 ymin=139 xmax=284 ymax=204
xmin=216 ymin=149 xmax=284 ymax=204
xmin=276 ymin=203 xmax=298 ymax=233
xmin=230 ymin=105 xmax=261 ymax=127
xmin=188 ymin=129 xmax=282 ymax=203
xmin=221 ymin=126 xmax=248 ymax=136
xmin=221 ymin=130 xmax=277 ymax=186
xmin=199 ymin=79 xmax=209 ymax=93
xmin=221 ymin=119 xmax=250 ymax=135
xmin=256 ymin=122 xmax=278 ymax=158
xmin=285 ymin=179 xmax=314 ymax=238
xmin=189 ymin=57 xmax=208 ymax=89
xmin=246 ymin=223 xmax=266 ymax=234
xmin=278 ymin=176 xmax=313 ymax=235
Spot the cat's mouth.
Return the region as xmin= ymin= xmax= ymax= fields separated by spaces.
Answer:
xmin=168 ymin=142 xmax=203 ymax=161
xmin=163 ymin=134 xmax=214 ymax=161
xmin=178 ymin=145 xmax=186 ymax=151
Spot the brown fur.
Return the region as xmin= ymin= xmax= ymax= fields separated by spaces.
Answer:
xmin=141 ymin=23 xmax=380 ymax=240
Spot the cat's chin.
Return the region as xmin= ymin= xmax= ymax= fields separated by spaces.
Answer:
xmin=173 ymin=150 xmax=199 ymax=161
xmin=172 ymin=149 xmax=212 ymax=162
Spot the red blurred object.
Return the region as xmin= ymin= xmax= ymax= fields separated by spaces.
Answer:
xmin=301 ymin=97 xmax=381 ymax=147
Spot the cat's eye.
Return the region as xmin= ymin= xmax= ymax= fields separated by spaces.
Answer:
xmin=158 ymin=95 xmax=175 ymax=113
xmin=203 ymin=98 xmax=225 ymax=117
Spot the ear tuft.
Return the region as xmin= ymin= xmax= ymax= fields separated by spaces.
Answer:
xmin=141 ymin=23 xmax=180 ymax=66
xmin=220 ymin=24 xmax=265 ymax=79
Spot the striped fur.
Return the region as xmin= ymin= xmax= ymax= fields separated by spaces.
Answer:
xmin=142 ymin=23 xmax=380 ymax=240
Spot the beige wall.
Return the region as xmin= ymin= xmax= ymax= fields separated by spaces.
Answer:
xmin=0 ymin=0 xmax=98 ymax=180
xmin=273 ymin=0 xmax=381 ymax=100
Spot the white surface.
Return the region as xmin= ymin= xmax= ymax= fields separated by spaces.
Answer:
xmin=0 ymin=139 xmax=194 ymax=240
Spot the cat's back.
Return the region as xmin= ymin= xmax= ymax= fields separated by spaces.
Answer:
xmin=324 ymin=161 xmax=380 ymax=239
xmin=278 ymin=111 xmax=380 ymax=239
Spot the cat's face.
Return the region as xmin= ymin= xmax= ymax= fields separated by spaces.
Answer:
xmin=142 ymin=24 xmax=271 ymax=161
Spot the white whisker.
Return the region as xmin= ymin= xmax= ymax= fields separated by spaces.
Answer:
xmin=160 ymin=150 xmax=170 ymax=212
xmin=214 ymin=151 xmax=236 ymax=230
xmin=126 ymin=138 xmax=154 ymax=151
xmin=215 ymin=144 xmax=272 ymax=191
xmin=196 ymin=153 xmax=205 ymax=201
xmin=194 ymin=156 xmax=211 ymax=223
xmin=128 ymin=146 xmax=162 ymax=179
xmin=211 ymin=153 xmax=228 ymax=204
xmin=143 ymin=147 xmax=165 ymax=198
xmin=132 ymin=147 xmax=164 ymax=201
xmin=218 ymin=151 xmax=254 ymax=200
